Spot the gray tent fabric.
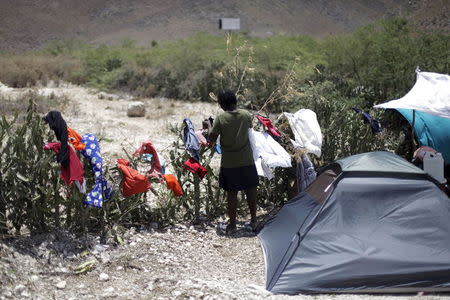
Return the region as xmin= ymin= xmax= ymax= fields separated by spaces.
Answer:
xmin=335 ymin=151 xmax=427 ymax=174
xmin=258 ymin=151 xmax=450 ymax=294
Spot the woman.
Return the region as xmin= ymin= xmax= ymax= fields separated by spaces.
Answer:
xmin=208 ymin=90 xmax=258 ymax=234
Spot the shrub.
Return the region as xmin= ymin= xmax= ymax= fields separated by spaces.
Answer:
xmin=0 ymin=54 xmax=84 ymax=88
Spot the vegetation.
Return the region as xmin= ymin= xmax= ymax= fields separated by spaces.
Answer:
xmin=0 ymin=18 xmax=448 ymax=235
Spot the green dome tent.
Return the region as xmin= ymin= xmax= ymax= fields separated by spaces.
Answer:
xmin=258 ymin=151 xmax=450 ymax=294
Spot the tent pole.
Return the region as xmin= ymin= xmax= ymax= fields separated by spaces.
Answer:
xmin=411 ymin=109 xmax=416 ymax=156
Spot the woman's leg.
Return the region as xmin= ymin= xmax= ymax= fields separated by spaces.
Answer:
xmin=245 ymin=186 xmax=257 ymax=224
xmin=227 ymin=190 xmax=238 ymax=230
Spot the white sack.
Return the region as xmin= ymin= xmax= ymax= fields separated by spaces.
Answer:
xmin=283 ymin=109 xmax=323 ymax=157
xmin=248 ymin=129 xmax=292 ymax=179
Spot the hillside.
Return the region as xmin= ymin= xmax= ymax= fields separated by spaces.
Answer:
xmin=0 ymin=0 xmax=448 ymax=52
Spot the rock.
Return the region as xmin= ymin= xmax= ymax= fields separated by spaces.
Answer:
xmin=246 ymin=284 xmax=271 ymax=297
xmin=14 ymin=284 xmax=26 ymax=293
xmin=21 ymin=291 xmax=30 ymax=298
xmin=116 ymin=266 xmax=123 ymax=271
xmin=56 ymin=280 xmax=66 ymax=290
xmin=212 ymin=243 xmax=222 ymax=248
xmin=145 ymin=282 xmax=154 ymax=291
xmin=99 ymin=272 xmax=110 ymax=281
xmin=100 ymin=252 xmax=111 ymax=264
xmin=94 ymin=244 xmax=108 ymax=253
xmin=30 ymin=275 xmax=39 ymax=282
xmin=104 ymin=286 xmax=115 ymax=293
xmin=149 ymin=222 xmax=159 ymax=229
xmin=98 ymin=92 xmax=119 ymax=101
xmin=127 ymin=101 xmax=146 ymax=117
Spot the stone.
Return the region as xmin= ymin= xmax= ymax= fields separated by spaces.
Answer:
xmin=98 ymin=92 xmax=119 ymax=101
xmin=246 ymin=284 xmax=271 ymax=297
xmin=149 ymin=222 xmax=159 ymax=229
xmin=14 ymin=284 xmax=26 ymax=294
xmin=127 ymin=101 xmax=145 ymax=117
xmin=99 ymin=272 xmax=110 ymax=281
xmin=145 ymin=282 xmax=154 ymax=291
xmin=56 ymin=281 xmax=66 ymax=290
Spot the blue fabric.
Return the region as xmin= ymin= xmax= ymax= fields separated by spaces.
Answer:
xmin=182 ymin=118 xmax=200 ymax=161
xmin=215 ymin=144 xmax=222 ymax=154
xmin=81 ymin=133 xmax=113 ymax=208
xmin=396 ymin=109 xmax=450 ymax=164
xmin=352 ymin=107 xmax=382 ymax=134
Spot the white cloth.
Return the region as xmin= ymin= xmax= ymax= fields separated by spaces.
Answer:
xmin=248 ymin=129 xmax=291 ymax=179
xmin=373 ymin=71 xmax=450 ymax=119
xmin=283 ymin=109 xmax=323 ymax=157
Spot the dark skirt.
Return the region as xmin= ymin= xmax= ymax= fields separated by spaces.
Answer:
xmin=219 ymin=164 xmax=259 ymax=191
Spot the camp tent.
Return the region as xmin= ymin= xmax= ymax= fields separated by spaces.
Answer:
xmin=373 ymin=71 xmax=450 ymax=119
xmin=395 ymin=109 xmax=450 ymax=164
xmin=258 ymin=151 xmax=450 ymax=294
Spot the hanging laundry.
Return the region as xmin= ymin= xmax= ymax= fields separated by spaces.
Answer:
xmin=133 ymin=141 xmax=162 ymax=174
xmin=183 ymin=158 xmax=208 ymax=179
xmin=162 ymin=174 xmax=183 ymax=197
xmin=67 ymin=127 xmax=86 ymax=151
xmin=297 ymin=153 xmax=317 ymax=193
xmin=256 ymin=115 xmax=281 ymax=138
xmin=215 ymin=144 xmax=222 ymax=154
xmin=43 ymin=142 xmax=84 ymax=189
xmin=195 ymin=129 xmax=208 ymax=146
xmin=81 ymin=133 xmax=113 ymax=208
xmin=352 ymin=107 xmax=382 ymax=134
xmin=182 ymin=118 xmax=200 ymax=161
xmin=43 ymin=111 xmax=69 ymax=168
xmin=283 ymin=109 xmax=323 ymax=157
xmin=248 ymin=129 xmax=292 ymax=179
xmin=117 ymin=159 xmax=151 ymax=197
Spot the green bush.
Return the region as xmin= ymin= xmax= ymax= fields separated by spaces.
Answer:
xmin=321 ymin=17 xmax=450 ymax=107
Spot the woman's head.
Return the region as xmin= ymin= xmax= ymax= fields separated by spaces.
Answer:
xmin=217 ymin=90 xmax=237 ymax=111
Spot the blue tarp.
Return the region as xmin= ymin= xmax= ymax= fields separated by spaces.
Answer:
xmin=396 ymin=109 xmax=450 ymax=164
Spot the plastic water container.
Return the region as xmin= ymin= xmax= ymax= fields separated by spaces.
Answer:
xmin=423 ymin=152 xmax=446 ymax=183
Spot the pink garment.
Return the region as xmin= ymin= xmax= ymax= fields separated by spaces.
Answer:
xmin=195 ymin=130 xmax=208 ymax=146
xmin=44 ymin=142 xmax=84 ymax=187
xmin=133 ymin=141 xmax=162 ymax=174
xmin=256 ymin=115 xmax=281 ymax=138
xmin=414 ymin=146 xmax=438 ymax=162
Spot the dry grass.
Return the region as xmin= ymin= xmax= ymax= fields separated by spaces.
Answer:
xmin=0 ymin=91 xmax=69 ymax=117
xmin=0 ymin=54 xmax=84 ymax=88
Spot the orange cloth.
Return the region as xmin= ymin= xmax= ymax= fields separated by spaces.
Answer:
xmin=67 ymin=127 xmax=86 ymax=151
xmin=163 ymin=174 xmax=183 ymax=197
xmin=117 ymin=158 xmax=150 ymax=197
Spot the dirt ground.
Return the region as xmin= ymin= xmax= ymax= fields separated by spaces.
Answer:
xmin=1 ymin=83 xmax=449 ymax=300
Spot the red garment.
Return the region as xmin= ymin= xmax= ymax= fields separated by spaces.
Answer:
xmin=117 ymin=159 xmax=151 ymax=197
xmin=256 ymin=115 xmax=281 ymax=138
xmin=44 ymin=142 xmax=84 ymax=187
xmin=133 ymin=141 xmax=162 ymax=173
xmin=183 ymin=158 xmax=208 ymax=179
xmin=162 ymin=174 xmax=183 ymax=197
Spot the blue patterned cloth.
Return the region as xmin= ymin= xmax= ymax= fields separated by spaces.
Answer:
xmin=182 ymin=118 xmax=200 ymax=161
xmin=81 ymin=133 xmax=113 ymax=208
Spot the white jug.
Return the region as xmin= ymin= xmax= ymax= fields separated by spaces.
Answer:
xmin=423 ymin=152 xmax=446 ymax=183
